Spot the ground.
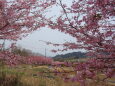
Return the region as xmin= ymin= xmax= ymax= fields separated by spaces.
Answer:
xmin=0 ymin=65 xmax=115 ymax=86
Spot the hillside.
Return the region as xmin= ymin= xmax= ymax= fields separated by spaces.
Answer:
xmin=53 ymin=52 xmax=88 ymax=62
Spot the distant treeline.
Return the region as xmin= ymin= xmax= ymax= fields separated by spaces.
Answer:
xmin=12 ymin=46 xmax=43 ymax=57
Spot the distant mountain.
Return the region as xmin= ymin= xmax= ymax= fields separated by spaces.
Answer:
xmin=53 ymin=52 xmax=88 ymax=61
xmin=54 ymin=52 xmax=87 ymax=58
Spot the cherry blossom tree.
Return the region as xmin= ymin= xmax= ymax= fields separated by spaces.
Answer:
xmin=0 ymin=0 xmax=55 ymax=65
xmin=45 ymin=0 xmax=115 ymax=85
xmin=0 ymin=0 xmax=55 ymax=40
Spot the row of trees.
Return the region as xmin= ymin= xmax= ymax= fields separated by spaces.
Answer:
xmin=0 ymin=45 xmax=53 ymax=66
xmin=26 ymin=56 xmax=53 ymax=65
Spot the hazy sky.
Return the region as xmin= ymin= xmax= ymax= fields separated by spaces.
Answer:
xmin=16 ymin=27 xmax=80 ymax=57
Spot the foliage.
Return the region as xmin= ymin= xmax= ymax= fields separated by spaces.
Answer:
xmin=26 ymin=56 xmax=53 ymax=65
xmin=0 ymin=0 xmax=54 ymax=40
xmin=0 ymin=0 xmax=114 ymax=86
xmin=44 ymin=0 xmax=115 ymax=86
xmin=0 ymin=0 xmax=55 ymax=65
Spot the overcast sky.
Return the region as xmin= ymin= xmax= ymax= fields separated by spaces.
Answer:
xmin=16 ymin=27 xmax=81 ymax=57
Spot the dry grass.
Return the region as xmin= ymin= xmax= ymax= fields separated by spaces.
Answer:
xmin=0 ymin=65 xmax=115 ymax=86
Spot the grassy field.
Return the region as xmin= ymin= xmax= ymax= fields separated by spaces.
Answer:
xmin=0 ymin=65 xmax=115 ymax=86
